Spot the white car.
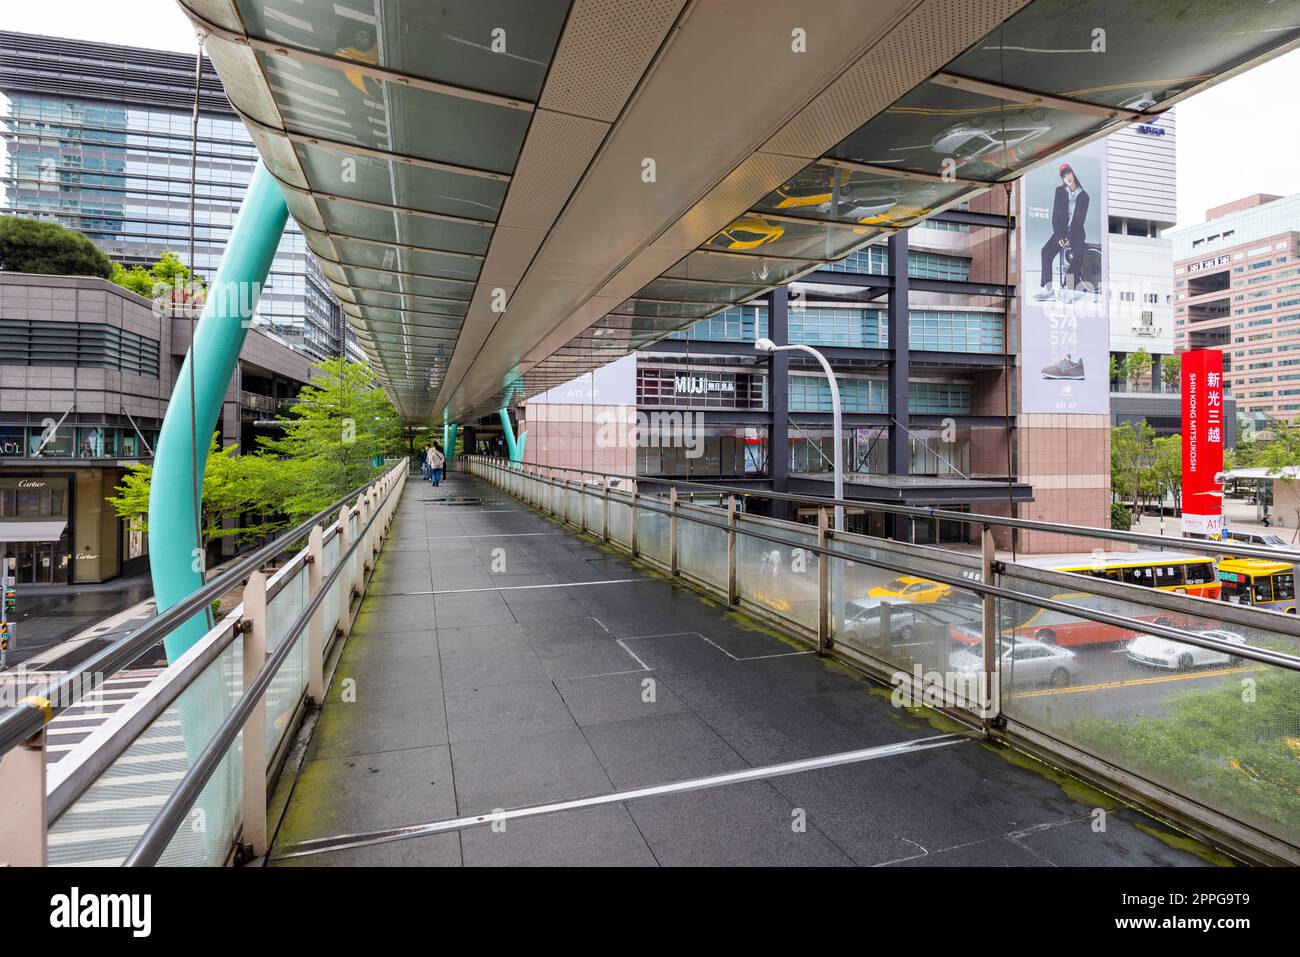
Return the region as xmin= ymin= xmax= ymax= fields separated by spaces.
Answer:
xmin=951 ymin=636 xmax=1079 ymax=688
xmin=1125 ymin=629 xmax=1246 ymax=671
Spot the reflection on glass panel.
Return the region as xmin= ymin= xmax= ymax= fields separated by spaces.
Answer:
xmin=754 ymin=163 xmax=973 ymax=228
xmin=665 ymin=250 xmax=812 ymax=286
xmin=637 ymin=278 xmax=767 ymax=304
xmin=344 ymin=268 xmax=473 ymax=301
xmin=704 ymin=215 xmax=878 ymax=261
xmin=234 ymin=0 xmax=570 ymax=101
xmin=254 ymin=52 xmax=531 ymax=174
xmin=326 ymin=239 xmax=482 ymax=282
xmin=829 ymin=84 xmax=1106 ymax=181
xmin=293 ymin=143 xmax=506 ymax=220
xmin=614 ymin=300 xmax=719 ymax=321
xmin=949 ymin=2 xmax=1300 ymax=111
xmin=352 ymin=291 xmax=469 ymax=316
xmin=321 ymin=205 xmax=491 ymax=254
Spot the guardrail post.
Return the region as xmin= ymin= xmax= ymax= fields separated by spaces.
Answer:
xmin=981 ymin=523 xmax=999 ymax=723
xmin=241 ymin=569 xmax=269 ymax=858
xmin=306 ymin=523 xmax=325 ymax=704
xmin=817 ymin=507 xmax=831 ymax=654
xmin=362 ymin=491 xmax=375 ymax=574
xmin=727 ymin=496 xmax=738 ymax=606
xmin=579 ymin=479 xmax=588 ymax=534
xmin=602 ymin=476 xmax=610 ymax=542
xmin=669 ymin=486 xmax=679 ymax=577
xmin=630 ymin=480 xmax=639 ymax=557
xmin=338 ymin=502 xmax=355 ymax=634
xmin=0 ymin=727 xmax=46 ymax=866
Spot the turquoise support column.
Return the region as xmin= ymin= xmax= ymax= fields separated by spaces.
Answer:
xmin=499 ymin=407 xmax=520 ymax=463
xmin=446 ymin=423 xmax=458 ymax=465
xmin=149 ymin=162 xmax=289 ymax=662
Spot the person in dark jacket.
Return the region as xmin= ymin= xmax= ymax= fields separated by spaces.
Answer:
xmin=1034 ymin=162 xmax=1090 ymax=300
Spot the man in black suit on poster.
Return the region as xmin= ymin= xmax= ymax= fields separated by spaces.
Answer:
xmin=1034 ymin=162 xmax=1090 ymax=301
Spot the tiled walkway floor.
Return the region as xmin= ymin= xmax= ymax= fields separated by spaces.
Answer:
xmin=268 ymin=471 xmax=1219 ymax=867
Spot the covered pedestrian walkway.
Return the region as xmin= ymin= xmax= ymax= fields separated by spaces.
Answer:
xmin=267 ymin=470 xmax=1216 ymax=866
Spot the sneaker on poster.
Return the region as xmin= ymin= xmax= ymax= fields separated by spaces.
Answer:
xmin=1042 ymin=355 xmax=1085 ymax=379
xmin=1033 ymin=283 xmax=1056 ymax=301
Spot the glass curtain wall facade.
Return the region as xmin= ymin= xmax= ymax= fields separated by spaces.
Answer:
xmin=0 ymin=31 xmax=347 ymax=361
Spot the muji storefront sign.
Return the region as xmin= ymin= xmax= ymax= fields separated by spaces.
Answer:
xmin=1181 ymin=349 xmax=1224 ymax=536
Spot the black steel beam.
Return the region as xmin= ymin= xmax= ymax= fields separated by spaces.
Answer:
xmin=769 ymin=286 xmax=790 ymax=520
xmin=929 ymin=209 xmax=1016 ymax=230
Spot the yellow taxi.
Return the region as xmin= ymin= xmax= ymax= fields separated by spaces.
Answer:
xmin=867 ymin=576 xmax=952 ymax=604
xmin=709 ymin=217 xmax=784 ymax=251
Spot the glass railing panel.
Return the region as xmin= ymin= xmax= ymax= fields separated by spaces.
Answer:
xmin=677 ymin=502 xmax=728 ymax=593
xmin=637 ymin=498 xmax=670 ymax=566
xmin=584 ymin=486 xmax=602 ymax=532
xmin=996 ymin=568 xmax=1300 ymax=848
xmin=830 ymin=534 xmax=984 ymax=682
xmin=48 ymin=634 xmax=244 ymax=867
xmin=322 ymin=533 xmax=341 ymax=643
xmin=734 ymin=516 xmax=819 ymax=631
xmin=264 ymin=566 xmax=307 ymax=759
xmin=609 ymin=492 xmax=633 ymax=548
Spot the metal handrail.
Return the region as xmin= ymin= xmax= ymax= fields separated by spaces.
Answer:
xmin=122 ymin=467 xmax=399 ymax=866
xmin=472 ymin=457 xmax=1300 ymax=672
xmin=504 ymin=457 xmax=1300 ymax=564
xmin=0 ymin=468 xmax=398 ymax=757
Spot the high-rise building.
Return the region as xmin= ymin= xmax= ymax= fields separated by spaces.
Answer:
xmin=1168 ymin=192 xmax=1300 ymax=422
xmin=0 ymin=30 xmax=353 ymax=362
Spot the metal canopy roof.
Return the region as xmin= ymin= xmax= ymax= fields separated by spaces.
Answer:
xmin=181 ymin=0 xmax=1300 ymax=423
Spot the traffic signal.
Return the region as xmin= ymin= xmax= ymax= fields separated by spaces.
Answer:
xmin=3 ymin=584 xmax=14 ymax=615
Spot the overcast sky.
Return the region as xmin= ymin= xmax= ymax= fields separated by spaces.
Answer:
xmin=2 ymin=0 xmax=1299 ymax=230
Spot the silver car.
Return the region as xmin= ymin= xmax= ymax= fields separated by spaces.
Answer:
xmin=952 ymin=636 xmax=1079 ymax=688
xmin=1126 ymin=629 xmax=1246 ymax=671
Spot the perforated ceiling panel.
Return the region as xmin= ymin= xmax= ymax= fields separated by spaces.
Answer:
xmin=540 ymin=0 xmax=688 ymax=121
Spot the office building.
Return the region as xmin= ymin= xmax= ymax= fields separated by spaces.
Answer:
xmin=1169 ymin=192 xmax=1300 ymax=421
xmin=0 ymin=30 xmax=353 ymax=362
xmin=0 ymin=271 xmax=314 ymax=585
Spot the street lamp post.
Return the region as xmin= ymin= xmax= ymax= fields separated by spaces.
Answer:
xmin=756 ymin=338 xmax=843 ymax=531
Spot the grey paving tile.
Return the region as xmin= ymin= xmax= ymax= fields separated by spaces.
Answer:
xmin=459 ymin=804 xmax=656 ymax=867
xmin=507 ymin=597 xmax=588 ymax=623
xmin=444 ymin=679 xmax=577 ymax=743
xmin=627 ymin=781 xmax=854 ymax=866
xmin=582 ymin=711 xmax=748 ymax=789
xmin=276 ymin=744 xmax=456 ymax=845
xmin=273 ymin=832 xmax=461 ymax=867
xmin=534 ymin=636 xmax=646 ymax=680
xmin=617 ymin=631 xmax=736 ymax=673
xmin=515 ymin=615 xmax=610 ymax=642
xmin=351 ymin=593 xmax=436 ymax=635
xmin=450 ymin=726 xmax=612 ymax=811
xmin=555 ymin=670 xmax=688 ymax=727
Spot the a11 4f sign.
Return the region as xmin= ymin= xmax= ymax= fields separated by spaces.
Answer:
xmin=1181 ymin=350 xmax=1224 ymax=536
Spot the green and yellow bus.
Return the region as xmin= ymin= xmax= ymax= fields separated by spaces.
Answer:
xmin=1217 ymin=558 xmax=1297 ymax=614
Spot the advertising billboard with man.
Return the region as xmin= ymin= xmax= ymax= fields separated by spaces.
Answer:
xmin=1019 ymin=141 xmax=1108 ymax=414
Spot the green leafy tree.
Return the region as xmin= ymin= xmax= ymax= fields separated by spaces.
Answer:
xmin=110 ymin=251 xmax=203 ymax=309
xmin=1109 ymin=353 xmax=1121 ymax=383
xmin=1257 ymin=418 xmax=1300 ymax=474
xmin=1111 ymin=420 xmax=1156 ymax=508
xmin=1162 ymin=352 xmax=1181 ymax=391
xmin=0 ymin=216 xmax=111 ymax=278
xmin=1151 ymin=433 xmax=1182 ymax=510
xmin=1123 ymin=348 xmax=1153 ymax=393
xmin=107 ymin=435 xmax=289 ymax=546
xmin=257 ymin=357 xmax=403 ymax=523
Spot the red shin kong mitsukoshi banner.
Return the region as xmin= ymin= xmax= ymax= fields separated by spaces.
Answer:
xmin=1181 ymin=349 xmax=1224 ymax=537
